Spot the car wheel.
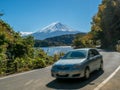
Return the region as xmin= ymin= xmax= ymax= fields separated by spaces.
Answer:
xmin=84 ymin=68 xmax=90 ymax=79
xmin=99 ymin=62 xmax=103 ymax=71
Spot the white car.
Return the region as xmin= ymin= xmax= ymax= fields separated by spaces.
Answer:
xmin=51 ymin=48 xmax=103 ymax=79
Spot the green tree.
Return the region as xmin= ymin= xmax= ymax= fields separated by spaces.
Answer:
xmin=91 ymin=0 xmax=120 ymax=49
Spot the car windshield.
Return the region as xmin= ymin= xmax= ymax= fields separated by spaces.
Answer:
xmin=62 ymin=50 xmax=87 ymax=59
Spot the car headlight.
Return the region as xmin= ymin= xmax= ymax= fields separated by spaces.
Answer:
xmin=52 ymin=65 xmax=57 ymax=70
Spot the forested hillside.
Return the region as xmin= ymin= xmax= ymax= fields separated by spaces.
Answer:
xmin=34 ymin=33 xmax=86 ymax=47
xmin=73 ymin=0 xmax=120 ymax=51
xmin=91 ymin=0 xmax=120 ymax=49
xmin=0 ymin=19 xmax=61 ymax=76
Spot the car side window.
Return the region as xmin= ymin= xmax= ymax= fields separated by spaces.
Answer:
xmin=93 ymin=49 xmax=100 ymax=56
xmin=88 ymin=49 xmax=99 ymax=58
xmin=88 ymin=50 xmax=94 ymax=58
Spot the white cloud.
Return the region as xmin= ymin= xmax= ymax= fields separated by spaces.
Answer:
xmin=20 ymin=32 xmax=33 ymax=36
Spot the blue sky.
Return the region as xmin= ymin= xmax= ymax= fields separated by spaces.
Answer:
xmin=0 ymin=0 xmax=102 ymax=33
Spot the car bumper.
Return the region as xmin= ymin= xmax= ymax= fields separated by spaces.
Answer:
xmin=51 ymin=70 xmax=84 ymax=78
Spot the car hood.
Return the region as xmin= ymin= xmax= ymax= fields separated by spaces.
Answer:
xmin=54 ymin=58 xmax=86 ymax=66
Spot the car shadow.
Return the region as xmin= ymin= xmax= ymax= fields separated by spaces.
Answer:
xmin=46 ymin=70 xmax=104 ymax=89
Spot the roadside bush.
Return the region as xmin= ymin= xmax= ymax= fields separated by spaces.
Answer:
xmin=32 ymin=58 xmax=46 ymax=69
xmin=116 ymin=45 xmax=120 ymax=52
xmin=45 ymin=56 xmax=54 ymax=66
xmin=6 ymin=60 xmax=17 ymax=74
xmin=0 ymin=19 xmax=58 ymax=76
xmin=14 ymin=57 xmax=31 ymax=72
xmin=53 ymin=52 xmax=64 ymax=61
xmin=0 ymin=60 xmax=7 ymax=76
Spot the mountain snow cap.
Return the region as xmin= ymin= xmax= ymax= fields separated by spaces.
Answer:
xmin=32 ymin=22 xmax=80 ymax=40
xmin=39 ymin=22 xmax=75 ymax=33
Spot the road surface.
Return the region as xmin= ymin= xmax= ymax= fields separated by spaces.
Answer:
xmin=0 ymin=51 xmax=120 ymax=90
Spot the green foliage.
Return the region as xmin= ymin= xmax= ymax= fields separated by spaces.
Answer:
xmin=73 ymin=0 xmax=120 ymax=50
xmin=53 ymin=52 xmax=64 ymax=61
xmin=0 ymin=60 xmax=7 ymax=75
xmin=34 ymin=49 xmax=55 ymax=66
xmin=116 ymin=41 xmax=120 ymax=52
xmin=0 ymin=34 xmax=7 ymax=45
xmin=32 ymin=58 xmax=46 ymax=69
xmin=73 ymin=33 xmax=85 ymax=48
xmin=116 ymin=45 xmax=120 ymax=52
xmin=0 ymin=19 xmax=58 ymax=76
xmin=91 ymin=0 xmax=120 ymax=49
xmin=73 ymin=33 xmax=96 ymax=48
xmin=34 ymin=33 xmax=86 ymax=47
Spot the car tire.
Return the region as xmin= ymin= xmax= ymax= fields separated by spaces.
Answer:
xmin=84 ymin=68 xmax=90 ymax=79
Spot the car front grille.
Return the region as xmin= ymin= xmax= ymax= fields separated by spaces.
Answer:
xmin=56 ymin=74 xmax=69 ymax=77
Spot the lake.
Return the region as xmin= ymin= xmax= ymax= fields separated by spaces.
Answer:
xmin=41 ymin=46 xmax=73 ymax=56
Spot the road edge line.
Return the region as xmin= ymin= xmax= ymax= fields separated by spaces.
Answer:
xmin=94 ymin=65 xmax=120 ymax=90
xmin=0 ymin=66 xmax=51 ymax=80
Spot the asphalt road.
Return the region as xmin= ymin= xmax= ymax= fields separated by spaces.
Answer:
xmin=100 ymin=69 xmax=120 ymax=90
xmin=0 ymin=51 xmax=120 ymax=90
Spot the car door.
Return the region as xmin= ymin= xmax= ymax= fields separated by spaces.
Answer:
xmin=87 ymin=50 xmax=96 ymax=72
xmin=92 ymin=49 xmax=102 ymax=69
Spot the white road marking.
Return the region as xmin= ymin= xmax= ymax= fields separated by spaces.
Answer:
xmin=0 ymin=66 xmax=51 ymax=80
xmin=94 ymin=65 xmax=120 ymax=90
xmin=0 ymin=70 xmax=36 ymax=80
xmin=25 ymin=80 xmax=33 ymax=86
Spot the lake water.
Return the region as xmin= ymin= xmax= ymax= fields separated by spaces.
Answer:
xmin=41 ymin=46 xmax=73 ymax=56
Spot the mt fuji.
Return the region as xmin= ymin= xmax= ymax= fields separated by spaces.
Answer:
xmin=32 ymin=22 xmax=80 ymax=40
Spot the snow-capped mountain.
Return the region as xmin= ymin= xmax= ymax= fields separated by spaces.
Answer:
xmin=32 ymin=22 xmax=80 ymax=40
xmin=40 ymin=22 xmax=74 ymax=33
